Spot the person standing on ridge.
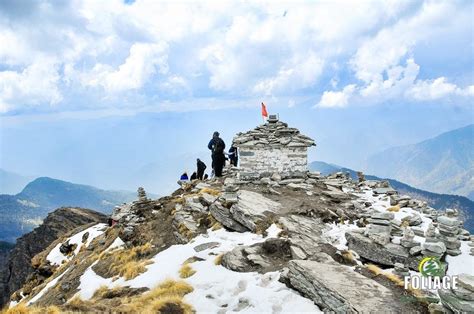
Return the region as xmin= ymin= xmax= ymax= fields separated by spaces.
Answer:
xmin=228 ymin=145 xmax=238 ymax=166
xmin=208 ymin=131 xmax=226 ymax=177
xmin=196 ymin=158 xmax=207 ymax=180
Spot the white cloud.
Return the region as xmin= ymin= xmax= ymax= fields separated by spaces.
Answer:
xmin=316 ymin=1 xmax=473 ymax=108
xmin=316 ymin=84 xmax=356 ymax=108
xmin=0 ymin=0 xmax=472 ymax=114
xmin=0 ymin=59 xmax=62 ymax=113
xmin=253 ymin=53 xmax=324 ymax=96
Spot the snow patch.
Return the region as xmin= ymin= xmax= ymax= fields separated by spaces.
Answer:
xmin=74 ymin=224 xmax=321 ymax=312
xmin=47 ymin=223 xmax=107 ymax=266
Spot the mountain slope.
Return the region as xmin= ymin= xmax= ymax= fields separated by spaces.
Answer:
xmin=0 ymin=177 xmax=136 ymax=242
xmin=0 ymin=169 xmax=34 ymax=195
xmin=310 ymin=161 xmax=474 ymax=232
xmin=366 ymin=124 xmax=474 ymax=199
xmin=0 ymin=207 xmax=106 ymax=307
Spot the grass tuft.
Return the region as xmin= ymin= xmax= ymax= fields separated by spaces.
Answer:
xmin=122 ymin=279 xmax=194 ymax=313
xmin=2 ymin=304 xmax=60 ymax=314
xmin=179 ymin=264 xmax=196 ymax=278
xmin=200 ymin=188 xmax=221 ymax=196
xmin=214 ymin=254 xmax=224 ymax=265
xmin=387 ymin=205 xmax=400 ymax=212
xmin=105 ymin=243 xmax=154 ymax=280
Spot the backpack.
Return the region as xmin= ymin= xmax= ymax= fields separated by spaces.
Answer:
xmin=214 ymin=138 xmax=225 ymax=154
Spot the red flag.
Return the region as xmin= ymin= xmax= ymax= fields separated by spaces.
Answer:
xmin=261 ymin=102 xmax=268 ymax=118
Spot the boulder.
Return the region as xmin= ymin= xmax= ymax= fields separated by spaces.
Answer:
xmin=439 ymin=289 xmax=474 ymax=313
xmin=278 ymin=215 xmax=326 ymax=259
xmin=229 ymin=190 xmax=281 ymax=232
xmin=209 ymin=203 xmax=249 ymax=232
xmin=285 ymin=260 xmax=406 ymax=313
xmin=346 ymin=231 xmax=422 ymax=270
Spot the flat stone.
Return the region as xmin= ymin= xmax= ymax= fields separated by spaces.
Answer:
xmin=193 ymin=242 xmax=220 ymax=252
xmin=209 ymin=203 xmax=249 ymax=232
xmin=346 ymin=232 xmax=421 ymax=270
xmin=458 ymin=273 xmax=474 ymax=292
xmin=445 ymin=249 xmax=462 ymax=256
xmin=286 ymin=260 xmax=407 ymax=313
xmin=439 ymin=288 xmax=474 ymax=313
xmin=438 ymin=216 xmax=459 ymax=227
xmin=453 ymin=285 xmax=474 ymax=301
xmin=422 ymin=242 xmax=446 ymax=254
xmin=372 ymin=212 xmax=395 ymax=220
xmin=367 ymin=218 xmax=391 ymax=226
xmin=409 ymin=246 xmax=422 ymax=256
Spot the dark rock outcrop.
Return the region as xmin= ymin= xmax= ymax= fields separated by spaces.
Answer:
xmin=0 ymin=207 xmax=106 ymax=307
xmin=345 ymin=231 xmax=423 ymax=270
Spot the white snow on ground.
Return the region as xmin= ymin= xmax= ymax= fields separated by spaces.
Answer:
xmin=28 ymin=271 xmax=67 ymax=305
xmin=47 ymin=223 xmax=107 ymax=266
xmin=446 ymin=241 xmax=474 ymax=277
xmin=323 ymin=222 xmax=361 ymax=250
xmin=75 ymin=224 xmax=322 ymax=313
xmin=105 ymin=237 xmax=125 ymax=252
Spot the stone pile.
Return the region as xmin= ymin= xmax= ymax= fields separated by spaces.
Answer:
xmin=421 ymin=223 xmax=446 ymax=257
xmin=437 ymin=216 xmax=462 ymax=256
xmin=365 ymin=211 xmax=394 ymax=245
xmin=137 ymin=187 xmax=147 ymax=202
xmin=438 ymin=273 xmax=474 ymax=313
xmin=400 ymin=227 xmax=421 ymax=256
xmin=233 ymin=120 xmax=315 ymax=148
xmin=469 ymin=235 xmax=474 ymax=256
xmin=393 ymin=263 xmax=410 ymax=279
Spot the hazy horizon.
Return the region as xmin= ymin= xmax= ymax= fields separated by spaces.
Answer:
xmin=1 ymin=0 xmax=473 ymax=194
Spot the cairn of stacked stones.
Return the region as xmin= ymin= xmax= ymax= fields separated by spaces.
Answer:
xmin=365 ymin=211 xmax=394 ymax=245
xmin=221 ymin=178 xmax=239 ymax=205
xmin=232 ymin=119 xmax=315 ymax=180
xmin=437 ymin=215 xmax=462 ymax=256
xmin=438 ymin=273 xmax=474 ymax=313
xmin=400 ymin=227 xmax=421 ymax=255
xmin=356 ymin=171 xmax=365 ymax=183
xmin=422 ymin=223 xmax=446 ymax=258
xmin=137 ymin=187 xmax=148 ymax=202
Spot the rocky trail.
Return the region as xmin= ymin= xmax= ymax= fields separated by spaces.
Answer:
xmin=2 ymin=166 xmax=474 ymax=313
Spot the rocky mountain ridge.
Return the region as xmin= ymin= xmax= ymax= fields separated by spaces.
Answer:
xmin=0 ymin=177 xmax=136 ymax=242
xmin=2 ymin=167 xmax=474 ymax=313
xmin=310 ymin=160 xmax=474 ymax=232
xmin=0 ymin=208 xmax=107 ymax=308
xmin=366 ymin=124 xmax=474 ymax=200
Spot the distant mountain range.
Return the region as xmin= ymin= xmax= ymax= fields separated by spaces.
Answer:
xmin=0 ymin=169 xmax=34 ymax=195
xmin=0 ymin=177 xmax=136 ymax=243
xmin=310 ymin=161 xmax=474 ymax=232
xmin=366 ymin=124 xmax=474 ymax=200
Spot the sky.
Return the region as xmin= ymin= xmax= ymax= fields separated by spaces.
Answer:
xmin=0 ymin=0 xmax=473 ymax=194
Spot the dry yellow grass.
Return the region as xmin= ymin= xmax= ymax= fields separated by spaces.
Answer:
xmin=122 ymin=279 xmax=194 ymax=313
xmin=3 ymin=304 xmax=60 ymax=314
xmin=200 ymin=188 xmax=221 ymax=196
xmin=365 ymin=264 xmax=423 ymax=299
xmin=179 ymin=264 xmax=196 ymax=278
xmin=105 ymin=243 xmax=154 ymax=280
xmin=214 ymin=254 xmax=224 ymax=265
xmin=341 ymin=250 xmax=356 ymax=264
xmin=177 ymin=223 xmax=195 ymax=241
xmin=387 ymin=205 xmax=400 ymax=212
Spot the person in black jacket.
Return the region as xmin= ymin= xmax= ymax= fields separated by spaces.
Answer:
xmin=196 ymin=158 xmax=207 ymax=180
xmin=208 ymin=131 xmax=226 ymax=177
xmin=190 ymin=172 xmax=197 ymax=180
xmin=228 ymin=146 xmax=238 ymax=166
